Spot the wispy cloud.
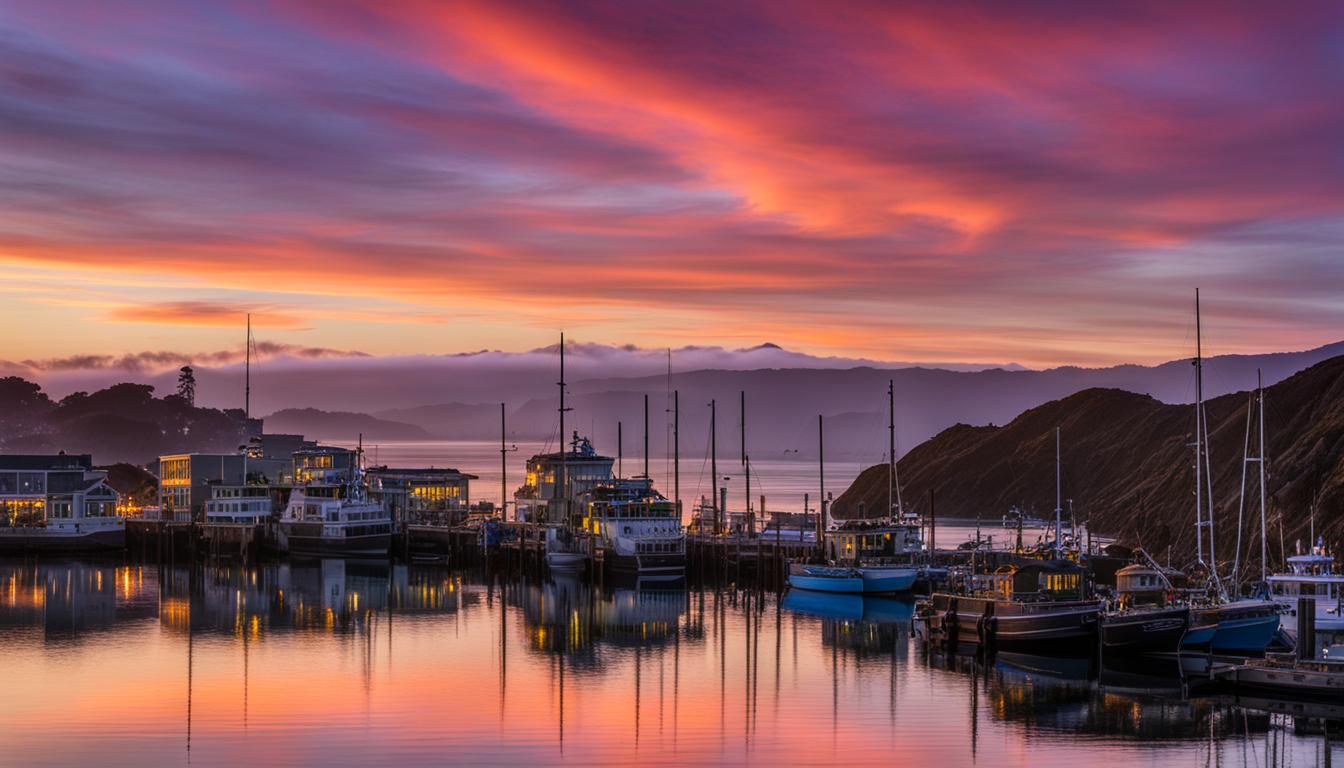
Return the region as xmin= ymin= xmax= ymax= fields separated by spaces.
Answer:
xmin=0 ymin=1 xmax=1340 ymax=366
xmin=4 ymin=342 xmax=367 ymax=375
xmin=106 ymin=301 xmax=306 ymax=328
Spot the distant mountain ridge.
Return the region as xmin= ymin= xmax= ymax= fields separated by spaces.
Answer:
xmin=262 ymin=408 xmax=431 ymax=441
xmin=831 ymin=354 xmax=1344 ymax=566
xmin=354 ymin=340 xmax=1344 ymax=464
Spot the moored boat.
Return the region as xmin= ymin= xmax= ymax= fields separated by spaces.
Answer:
xmin=278 ymin=448 xmax=390 ymax=559
xmin=1190 ymin=599 xmax=1281 ymax=654
xmin=788 ymin=564 xmax=863 ymax=593
xmin=919 ymin=560 xmax=1103 ymax=654
xmin=1101 ymin=562 xmax=1189 ymax=655
xmin=543 ymin=524 xmax=587 ymax=571
xmin=858 ymin=565 xmax=919 ymax=593
xmin=1267 ymin=539 xmax=1344 ymax=650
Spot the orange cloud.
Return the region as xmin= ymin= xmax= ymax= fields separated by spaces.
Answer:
xmin=106 ymin=301 xmax=306 ymax=328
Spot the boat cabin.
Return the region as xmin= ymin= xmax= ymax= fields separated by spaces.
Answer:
xmin=1114 ymin=563 xmax=1179 ymax=609
xmin=970 ymin=561 xmax=1087 ymax=602
xmin=1269 ymin=541 xmax=1343 ymax=602
xmin=513 ymin=434 xmax=615 ymax=525
xmin=826 ymin=518 xmax=922 ymax=563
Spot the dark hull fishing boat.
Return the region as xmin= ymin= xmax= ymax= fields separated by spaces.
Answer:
xmin=1101 ymin=562 xmax=1191 ymax=655
xmin=1101 ymin=606 xmax=1189 ymax=655
xmin=931 ymin=593 xmax=1103 ymax=652
xmin=918 ymin=560 xmax=1102 ymax=655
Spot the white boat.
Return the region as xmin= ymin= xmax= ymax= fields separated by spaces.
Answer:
xmin=584 ymin=476 xmax=685 ymax=581
xmin=279 ymin=451 xmax=390 ymax=559
xmin=544 ymin=524 xmax=587 ymax=571
xmin=1269 ymin=539 xmax=1344 ymax=654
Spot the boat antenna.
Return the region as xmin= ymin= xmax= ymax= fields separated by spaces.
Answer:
xmin=643 ymin=393 xmax=649 ymax=479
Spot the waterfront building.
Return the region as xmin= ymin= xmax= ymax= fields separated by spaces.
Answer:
xmin=367 ymin=466 xmax=478 ymax=526
xmin=293 ymin=446 xmax=357 ymax=485
xmin=0 ymin=453 xmax=123 ymax=551
xmin=157 ymin=453 xmax=248 ymax=522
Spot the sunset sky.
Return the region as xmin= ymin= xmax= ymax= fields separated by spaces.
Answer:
xmin=2 ymin=1 xmax=1341 ymax=371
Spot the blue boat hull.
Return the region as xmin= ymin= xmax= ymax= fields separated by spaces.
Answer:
xmin=1210 ymin=614 xmax=1281 ymax=653
xmin=788 ymin=573 xmax=864 ymax=593
xmin=858 ymin=567 xmax=918 ymax=594
xmin=1181 ymin=624 xmax=1217 ymax=648
xmin=1184 ymin=602 xmax=1281 ymax=653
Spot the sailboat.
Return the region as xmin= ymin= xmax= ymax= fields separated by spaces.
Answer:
xmin=789 ymin=402 xmax=918 ymax=595
xmin=1246 ymin=374 xmax=1343 ymax=655
xmin=1180 ymin=290 xmax=1280 ymax=653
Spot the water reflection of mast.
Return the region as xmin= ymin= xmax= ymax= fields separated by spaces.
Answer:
xmin=774 ymin=598 xmax=782 ymax=712
xmin=969 ymin=661 xmax=978 ymax=760
xmin=752 ymin=593 xmax=761 ymax=737
xmin=243 ymin=608 xmax=249 ymax=731
xmin=186 ymin=565 xmax=194 ymax=762
xmin=744 ymin=590 xmax=751 ymax=747
xmin=674 ymin=593 xmax=683 ymax=752
xmin=498 ymin=578 xmax=507 ymax=725
xmin=634 ymin=644 xmax=642 ymax=749
xmin=831 ymin=633 xmax=839 ymax=746
xmin=716 ymin=588 xmax=725 ymax=746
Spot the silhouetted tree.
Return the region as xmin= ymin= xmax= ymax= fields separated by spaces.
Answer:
xmin=177 ymin=366 xmax=196 ymax=407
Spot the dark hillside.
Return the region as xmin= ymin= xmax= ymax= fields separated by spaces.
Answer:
xmin=832 ymin=356 xmax=1344 ymax=570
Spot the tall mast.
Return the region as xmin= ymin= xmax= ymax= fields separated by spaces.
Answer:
xmin=1194 ymin=289 xmax=1205 ymax=566
xmin=1234 ymin=389 xmax=1254 ymax=586
xmin=741 ymin=390 xmax=749 ymax=533
xmin=710 ymin=399 xmax=718 ymax=534
xmin=666 ymin=349 xmax=672 ymax=489
xmin=244 ymin=313 xmax=251 ymax=421
xmin=1054 ymin=427 xmax=1062 ymax=554
xmin=558 ymin=333 xmax=568 ymax=525
xmin=1258 ymin=368 xmax=1267 ymax=580
xmin=674 ymin=390 xmax=680 ymax=518
xmin=500 ymin=403 xmax=507 ymax=518
xmin=643 ymin=394 xmax=649 ymax=479
xmin=618 ymin=421 xmax=623 ymax=478
xmin=818 ymin=415 xmax=826 ymax=546
xmin=889 ymin=380 xmax=901 ymax=520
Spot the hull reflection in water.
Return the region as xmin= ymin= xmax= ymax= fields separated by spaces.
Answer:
xmin=0 ymin=558 xmax=1338 ymax=767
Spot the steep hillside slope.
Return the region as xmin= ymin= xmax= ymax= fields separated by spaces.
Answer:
xmin=832 ymin=356 xmax=1344 ymax=568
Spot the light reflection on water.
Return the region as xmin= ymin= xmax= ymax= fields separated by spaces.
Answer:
xmin=0 ymin=559 xmax=1336 ymax=767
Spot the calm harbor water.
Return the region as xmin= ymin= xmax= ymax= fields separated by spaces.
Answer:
xmin=1 ymin=559 xmax=1335 ymax=766
xmin=334 ymin=439 xmax=870 ymax=515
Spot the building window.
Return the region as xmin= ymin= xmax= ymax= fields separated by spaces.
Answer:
xmin=1 ymin=499 xmax=46 ymax=527
xmin=16 ymin=473 xmax=46 ymax=494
